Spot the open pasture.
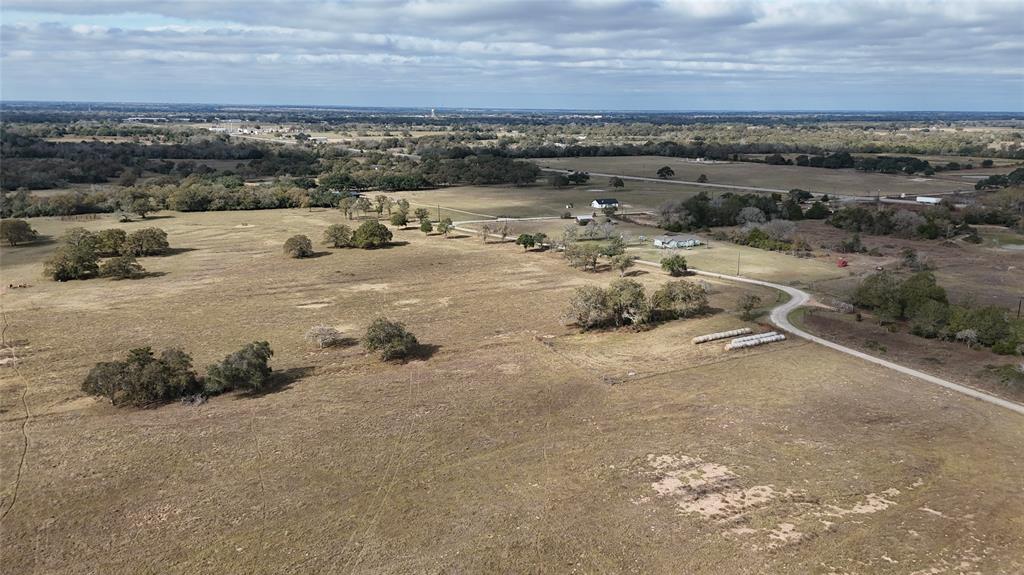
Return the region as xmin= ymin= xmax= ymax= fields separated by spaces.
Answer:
xmin=1 ymin=209 xmax=1023 ymax=574
xmin=391 ymin=183 xmax=704 ymax=220
xmin=532 ymin=155 xmax=974 ymax=197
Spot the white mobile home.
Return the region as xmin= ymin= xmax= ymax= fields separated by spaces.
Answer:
xmin=653 ymin=235 xmax=702 ymax=249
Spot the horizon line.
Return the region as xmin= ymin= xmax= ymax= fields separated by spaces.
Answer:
xmin=1 ymin=99 xmax=1022 ymax=116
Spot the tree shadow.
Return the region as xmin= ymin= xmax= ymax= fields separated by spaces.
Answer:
xmin=446 ymin=234 xmax=471 ymax=239
xmin=117 ymin=271 xmax=169 ymax=280
xmin=624 ymin=269 xmax=649 ymax=277
xmin=21 ymin=235 xmax=58 ymax=247
xmin=408 ymin=343 xmax=442 ymax=361
xmin=322 ymin=337 xmax=359 ymax=349
xmin=237 ymin=366 xmax=316 ymax=398
xmin=134 ymin=214 xmax=176 ymax=221
xmin=160 ymin=247 xmax=198 ymax=256
xmin=372 ymin=241 xmax=410 ymax=250
xmin=304 ymin=251 xmax=333 ymax=259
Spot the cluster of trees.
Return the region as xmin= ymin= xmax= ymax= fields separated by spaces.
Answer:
xmin=82 ymin=342 xmax=273 ymax=407
xmin=563 ymin=235 xmax=630 ymax=272
xmin=515 ymin=232 xmax=549 ymax=251
xmin=657 ymin=190 xmax=826 ymax=234
xmin=0 ymin=128 xmax=317 ymax=190
xmin=44 ymin=226 xmax=169 ymax=280
xmin=0 ymin=155 xmax=541 ymax=220
xmin=546 ymin=171 xmax=591 ymax=187
xmin=324 ymin=220 xmax=395 ymax=249
xmin=975 ymin=167 xmax=1024 ymax=190
xmin=827 ymin=205 xmax=1001 ymax=240
xmin=852 ymin=271 xmax=1022 ymax=354
xmin=566 ymin=278 xmax=709 ymax=330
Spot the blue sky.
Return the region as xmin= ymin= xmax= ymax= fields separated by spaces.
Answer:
xmin=1 ymin=1 xmax=1022 ymax=111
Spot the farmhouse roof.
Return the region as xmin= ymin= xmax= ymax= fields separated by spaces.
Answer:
xmin=593 ymin=198 xmax=619 ymax=204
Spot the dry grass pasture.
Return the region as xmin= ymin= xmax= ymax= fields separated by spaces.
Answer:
xmin=533 ymin=156 xmax=975 ymax=197
xmin=2 ymin=209 xmax=1023 ymax=574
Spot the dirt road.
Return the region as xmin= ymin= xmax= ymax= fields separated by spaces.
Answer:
xmin=637 ymin=260 xmax=1024 ymax=416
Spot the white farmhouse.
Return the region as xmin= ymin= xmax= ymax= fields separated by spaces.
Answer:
xmin=590 ymin=198 xmax=619 ymax=209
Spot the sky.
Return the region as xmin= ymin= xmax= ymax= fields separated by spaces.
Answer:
xmin=1 ymin=0 xmax=1022 ymax=112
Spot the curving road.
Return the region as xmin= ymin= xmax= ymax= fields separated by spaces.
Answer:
xmin=453 ymin=213 xmax=1024 ymax=416
xmin=636 ymin=260 xmax=1024 ymax=416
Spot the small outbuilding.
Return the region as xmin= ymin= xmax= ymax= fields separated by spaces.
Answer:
xmin=575 ymin=215 xmax=595 ymax=224
xmin=653 ymin=235 xmax=702 ymax=249
xmin=591 ymin=198 xmax=620 ymax=209
xmin=916 ymin=196 xmax=942 ymax=205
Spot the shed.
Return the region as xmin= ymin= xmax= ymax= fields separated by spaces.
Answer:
xmin=916 ymin=196 xmax=942 ymax=205
xmin=653 ymin=235 xmax=702 ymax=249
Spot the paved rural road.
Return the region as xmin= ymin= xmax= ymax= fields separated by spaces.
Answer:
xmin=541 ymin=167 xmax=976 ymax=198
xmin=635 ymin=260 xmax=1024 ymax=416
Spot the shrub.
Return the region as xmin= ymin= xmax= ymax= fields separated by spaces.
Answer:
xmin=306 ymin=325 xmax=345 ymax=349
xmin=44 ymin=229 xmax=99 ymax=281
xmin=738 ymin=294 xmax=762 ymax=320
xmin=566 ymin=285 xmax=613 ymax=329
xmin=390 ymin=211 xmax=409 ymax=228
xmin=610 ymin=254 xmax=637 ymax=276
xmin=122 ymin=227 xmax=169 ymax=256
xmin=650 ymin=281 xmax=709 ymax=320
xmin=363 ymin=318 xmax=419 ymax=361
xmin=660 ymin=254 xmax=688 ymax=276
xmin=804 ymin=202 xmax=830 ymax=220
xmin=352 ymin=220 xmax=393 ymax=248
xmin=323 ymin=224 xmax=353 ymax=248
xmin=564 ymin=243 xmax=602 ymax=271
xmin=516 ymin=233 xmax=536 ymax=250
xmin=437 ymin=217 xmax=454 ymax=236
xmin=420 ymin=219 xmax=433 ymax=234
xmin=606 ymin=279 xmax=650 ymax=327
xmin=100 ymin=255 xmax=145 ymax=279
xmin=205 ymin=341 xmax=274 ymax=394
xmin=0 ymin=219 xmax=39 ymax=246
xmin=94 ymin=228 xmax=128 ymax=256
xmin=284 ymin=234 xmax=314 ymax=258
xmin=82 ymin=347 xmax=199 ymax=407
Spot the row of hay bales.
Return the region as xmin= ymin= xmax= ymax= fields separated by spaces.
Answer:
xmin=692 ymin=328 xmax=786 ymax=350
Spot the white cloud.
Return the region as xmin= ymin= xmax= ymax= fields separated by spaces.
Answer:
xmin=0 ymin=0 xmax=1021 ymax=110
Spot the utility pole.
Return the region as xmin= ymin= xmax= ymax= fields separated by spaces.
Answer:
xmin=437 ymin=204 xmax=441 ymax=222
xmin=736 ymin=252 xmax=741 ymax=276
xmin=1017 ymin=296 xmax=1022 ymax=320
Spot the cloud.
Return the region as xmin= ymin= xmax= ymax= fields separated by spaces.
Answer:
xmin=1 ymin=0 xmax=1021 ymax=110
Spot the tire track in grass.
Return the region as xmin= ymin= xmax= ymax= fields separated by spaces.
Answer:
xmin=0 ymin=311 xmax=31 ymax=523
xmin=249 ymin=407 xmax=268 ymax=575
xmin=337 ymin=371 xmax=418 ymax=574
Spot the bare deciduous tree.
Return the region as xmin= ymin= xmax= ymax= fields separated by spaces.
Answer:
xmin=306 ymin=325 xmax=344 ymax=349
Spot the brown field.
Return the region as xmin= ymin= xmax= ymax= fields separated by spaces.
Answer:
xmin=392 ymin=183 xmax=708 ymax=220
xmin=789 ymin=221 xmax=1024 ymax=309
xmin=793 ymin=308 xmax=1024 ymax=402
xmin=533 ymin=156 xmax=975 ymax=197
xmin=2 ymin=209 xmax=1023 ymax=574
